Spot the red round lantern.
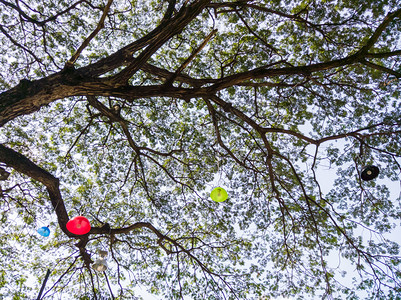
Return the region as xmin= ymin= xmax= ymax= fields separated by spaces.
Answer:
xmin=66 ymin=216 xmax=91 ymax=235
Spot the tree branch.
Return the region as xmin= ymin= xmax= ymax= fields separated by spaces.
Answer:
xmin=141 ymin=62 xmax=215 ymax=87
xmin=358 ymin=8 xmax=401 ymax=55
xmin=0 ymin=24 xmax=41 ymax=63
xmin=66 ymin=0 xmax=114 ymax=66
xmin=0 ymin=144 xmax=71 ymax=235
xmin=361 ymin=59 xmax=401 ymax=78
xmin=365 ymin=50 xmax=401 ymax=59
xmin=0 ymin=0 xmax=86 ymax=26
xmin=165 ymin=29 xmax=218 ymax=85
xmin=110 ymin=0 xmax=212 ymax=84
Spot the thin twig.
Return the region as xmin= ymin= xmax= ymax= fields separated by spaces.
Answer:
xmin=166 ymin=29 xmax=218 ymax=85
xmin=67 ymin=0 xmax=114 ymax=66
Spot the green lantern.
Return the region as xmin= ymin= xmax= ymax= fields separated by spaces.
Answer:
xmin=210 ymin=187 xmax=228 ymax=202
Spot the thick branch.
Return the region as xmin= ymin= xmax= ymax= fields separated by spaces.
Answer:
xmin=161 ymin=0 xmax=177 ymax=22
xmin=0 ymin=5 xmax=399 ymax=126
xmin=0 ymin=72 xmax=207 ymax=126
xmin=0 ymin=144 xmax=71 ymax=236
xmin=111 ymin=0 xmax=212 ymax=84
xmin=207 ymin=9 xmax=401 ymax=91
xmin=76 ymin=0 xmax=210 ymax=78
xmin=207 ymin=54 xmax=362 ymax=91
xmin=358 ymin=8 xmax=401 ymax=55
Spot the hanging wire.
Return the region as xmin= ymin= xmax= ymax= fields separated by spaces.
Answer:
xmin=356 ymin=141 xmax=380 ymax=181
xmin=356 ymin=141 xmax=365 ymax=165
xmin=216 ymin=155 xmax=223 ymax=187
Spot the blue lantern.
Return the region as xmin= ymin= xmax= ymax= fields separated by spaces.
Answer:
xmin=37 ymin=226 xmax=50 ymax=237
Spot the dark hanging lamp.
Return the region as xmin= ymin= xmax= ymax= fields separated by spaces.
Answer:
xmin=361 ymin=165 xmax=380 ymax=181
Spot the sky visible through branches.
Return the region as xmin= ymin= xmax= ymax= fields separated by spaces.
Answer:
xmin=0 ymin=0 xmax=400 ymax=299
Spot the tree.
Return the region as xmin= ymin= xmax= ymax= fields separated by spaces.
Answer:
xmin=0 ymin=0 xmax=400 ymax=298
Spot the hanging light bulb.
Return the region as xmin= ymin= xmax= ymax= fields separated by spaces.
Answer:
xmin=361 ymin=165 xmax=380 ymax=181
xmin=92 ymin=250 xmax=108 ymax=272
xmin=92 ymin=258 xmax=107 ymax=272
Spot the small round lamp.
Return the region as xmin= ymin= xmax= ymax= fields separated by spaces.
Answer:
xmin=37 ymin=226 xmax=50 ymax=237
xmin=92 ymin=250 xmax=108 ymax=272
xmin=66 ymin=216 xmax=91 ymax=235
xmin=210 ymin=187 xmax=228 ymax=202
xmin=361 ymin=165 xmax=379 ymax=181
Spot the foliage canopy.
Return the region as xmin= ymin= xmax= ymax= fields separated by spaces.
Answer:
xmin=0 ymin=0 xmax=400 ymax=299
